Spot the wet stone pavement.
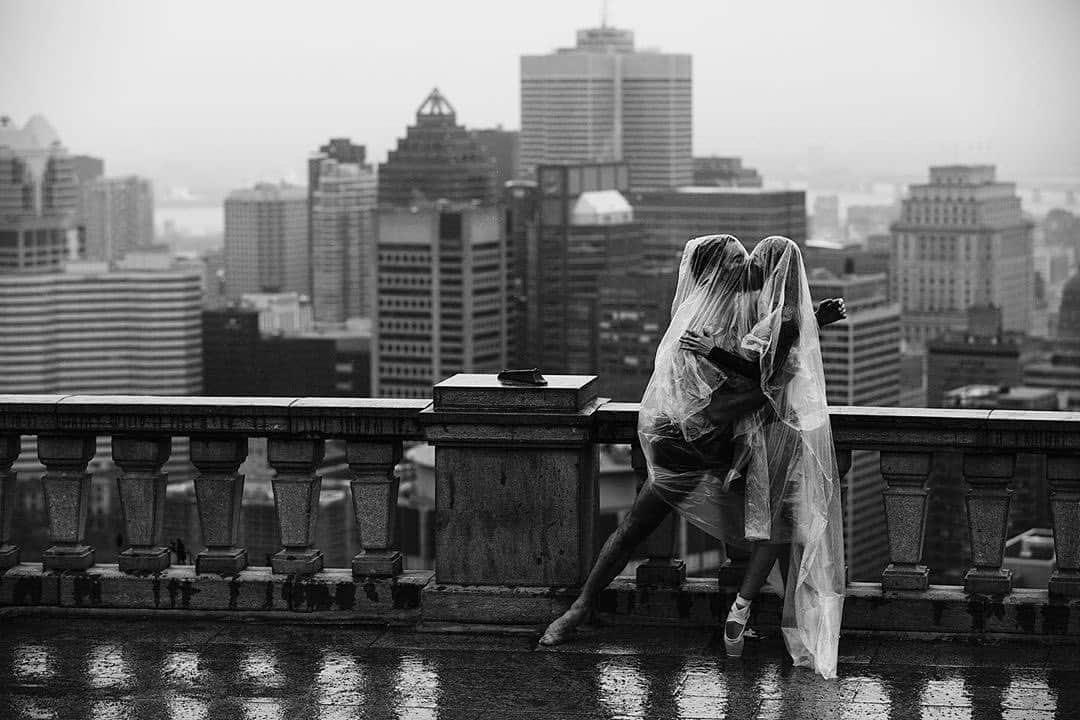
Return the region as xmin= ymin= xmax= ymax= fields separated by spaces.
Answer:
xmin=0 ymin=616 xmax=1077 ymax=720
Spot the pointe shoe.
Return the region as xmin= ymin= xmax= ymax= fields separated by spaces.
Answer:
xmin=724 ymin=598 xmax=751 ymax=658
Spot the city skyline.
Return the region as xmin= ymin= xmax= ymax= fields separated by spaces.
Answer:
xmin=2 ymin=0 xmax=1078 ymax=194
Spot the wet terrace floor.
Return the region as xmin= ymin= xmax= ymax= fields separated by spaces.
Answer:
xmin=0 ymin=614 xmax=1077 ymax=719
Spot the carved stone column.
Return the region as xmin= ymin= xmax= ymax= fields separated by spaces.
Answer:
xmin=112 ymin=436 xmax=172 ymax=572
xmin=39 ymin=435 xmax=97 ymax=571
xmin=191 ymin=436 xmax=248 ymax=575
xmin=0 ymin=434 xmax=20 ymax=569
xmin=879 ymin=451 xmax=932 ymax=591
xmin=347 ymin=439 xmax=404 ymax=577
xmin=963 ymin=452 xmax=1015 ymax=595
xmin=631 ymin=440 xmax=685 ymax=587
xmin=1047 ymin=455 xmax=1080 ymax=597
xmin=267 ymin=438 xmax=325 ymax=576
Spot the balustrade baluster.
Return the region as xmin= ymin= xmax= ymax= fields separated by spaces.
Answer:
xmin=39 ymin=435 xmax=97 ymax=571
xmin=267 ymin=438 xmax=325 ymax=576
xmin=346 ymin=439 xmax=404 ymax=577
xmin=0 ymin=434 xmax=20 ymax=569
xmin=191 ymin=437 xmax=248 ymax=575
xmin=963 ymin=452 xmax=1015 ymax=595
xmin=879 ymin=451 xmax=932 ymax=591
xmin=631 ymin=440 xmax=685 ymax=587
xmin=1047 ymin=455 xmax=1080 ymax=598
xmin=112 ymin=436 xmax=172 ymax=572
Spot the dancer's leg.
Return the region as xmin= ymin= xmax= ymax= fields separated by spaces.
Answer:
xmin=724 ymin=542 xmax=787 ymax=655
xmin=539 ymin=486 xmax=673 ymax=645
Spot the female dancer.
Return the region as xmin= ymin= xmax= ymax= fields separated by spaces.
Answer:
xmin=680 ymin=236 xmax=846 ymax=679
xmin=539 ymin=236 xmax=845 ymax=675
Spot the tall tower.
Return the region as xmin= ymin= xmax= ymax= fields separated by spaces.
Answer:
xmin=890 ymin=165 xmax=1034 ymax=350
xmin=80 ymin=175 xmax=155 ymax=261
xmin=311 ymin=157 xmax=377 ymax=325
xmin=378 ymin=89 xmax=497 ymax=207
xmin=374 ymin=203 xmax=507 ymax=398
xmin=520 ymin=27 xmax=692 ymax=190
xmin=224 ymin=183 xmax=308 ymax=300
xmin=808 ymin=269 xmax=901 ymax=581
xmin=0 ymin=115 xmax=79 ymax=273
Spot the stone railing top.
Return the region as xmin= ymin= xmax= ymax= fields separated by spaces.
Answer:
xmin=0 ymin=395 xmax=430 ymax=439
xmin=2 ymin=393 xmax=1080 ymax=453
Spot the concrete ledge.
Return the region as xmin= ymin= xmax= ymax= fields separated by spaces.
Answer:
xmin=3 ymin=565 xmax=1080 ymax=640
xmin=0 ymin=563 xmax=430 ymax=624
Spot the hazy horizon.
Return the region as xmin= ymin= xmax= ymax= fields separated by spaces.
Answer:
xmin=2 ymin=0 xmax=1079 ymax=195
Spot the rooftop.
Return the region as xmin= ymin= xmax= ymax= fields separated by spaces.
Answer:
xmin=1 ymin=615 xmax=1073 ymax=719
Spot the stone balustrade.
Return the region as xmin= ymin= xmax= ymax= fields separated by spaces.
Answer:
xmin=0 ymin=383 xmax=1079 ymax=637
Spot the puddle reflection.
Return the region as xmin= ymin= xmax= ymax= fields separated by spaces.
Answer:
xmin=12 ymin=642 xmax=55 ymax=681
xmin=316 ymin=650 xmax=366 ymax=705
xmin=1003 ymin=675 xmax=1057 ymax=714
xmin=243 ymin=698 xmax=286 ymax=720
xmin=162 ymin=650 xmax=201 ymax=688
xmin=89 ymin=699 xmax=136 ymax=720
xmin=596 ymin=656 xmax=650 ymax=718
xmin=87 ymin=645 xmax=130 ymax=690
xmin=167 ymin=695 xmax=210 ymax=720
xmin=920 ymin=678 xmax=971 ymax=720
xmin=394 ymin=653 xmax=440 ymax=717
xmin=239 ymin=648 xmax=284 ymax=689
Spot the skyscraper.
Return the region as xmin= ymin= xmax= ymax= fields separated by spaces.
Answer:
xmin=311 ymin=158 xmax=376 ymax=325
xmin=629 ymin=187 xmax=807 ymax=269
xmin=0 ymin=115 xmax=78 ymax=273
xmin=530 ymin=163 xmax=646 ymax=374
xmin=890 ymin=165 xmax=1034 ymax=349
xmin=374 ymin=203 xmax=507 ymax=398
xmin=808 ymin=269 xmax=901 ymax=581
xmin=378 ymin=89 xmax=497 ymax=207
xmin=80 ymin=175 xmax=155 ymax=261
xmin=223 ymin=183 xmax=308 ymax=300
xmin=692 ymin=157 xmax=763 ymax=188
xmin=470 ymin=126 xmax=520 ymax=189
xmin=521 ymin=26 xmax=692 ymax=189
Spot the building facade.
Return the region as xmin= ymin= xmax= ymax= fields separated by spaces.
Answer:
xmin=808 ymin=270 xmax=901 ymax=582
xmin=223 ymin=183 xmax=308 ymax=300
xmin=80 ymin=175 xmax=154 ymax=261
xmin=374 ymin=203 xmax=507 ymax=398
xmin=691 ymin=156 xmax=762 ymax=188
xmin=521 ymin=26 xmax=692 ymax=190
xmin=0 ymin=115 xmax=79 ymax=273
xmin=630 ymin=187 xmax=807 ymax=269
xmin=311 ymin=158 xmax=377 ymax=325
xmin=890 ymin=165 xmax=1034 ymax=349
xmin=378 ymin=89 xmax=497 ymax=208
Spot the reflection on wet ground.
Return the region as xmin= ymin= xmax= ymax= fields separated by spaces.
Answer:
xmin=0 ymin=616 xmax=1077 ymax=719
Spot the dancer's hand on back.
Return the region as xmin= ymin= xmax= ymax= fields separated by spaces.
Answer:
xmin=679 ymin=329 xmax=714 ymax=356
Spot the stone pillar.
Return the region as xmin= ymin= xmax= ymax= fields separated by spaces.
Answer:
xmin=191 ymin=437 xmax=248 ymax=575
xmin=267 ymin=438 xmax=325 ymax=576
xmin=1047 ymin=455 xmax=1080 ymax=597
xmin=963 ymin=452 xmax=1015 ymax=595
xmin=422 ymin=374 xmax=600 ymax=590
xmin=0 ymin=434 xmax=20 ymax=569
xmin=346 ymin=439 xmax=403 ymax=577
xmin=39 ymin=435 xmax=97 ymax=571
xmin=879 ymin=451 xmax=932 ymax=591
xmin=112 ymin=436 xmax=172 ymax=573
xmin=631 ymin=440 xmax=685 ymax=587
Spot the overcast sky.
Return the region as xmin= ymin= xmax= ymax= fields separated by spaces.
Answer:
xmin=2 ymin=0 xmax=1078 ymax=193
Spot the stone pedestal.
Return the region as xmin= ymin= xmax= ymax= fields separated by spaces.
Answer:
xmin=879 ymin=451 xmax=932 ymax=591
xmin=39 ymin=435 xmax=97 ymax=571
xmin=1047 ymin=456 xmax=1080 ymax=598
xmin=0 ymin=434 xmax=19 ymax=570
xmin=192 ymin=437 xmax=249 ymax=576
xmin=347 ymin=440 xmax=404 ymax=578
xmin=631 ymin=441 xmax=685 ymax=587
xmin=113 ymin=436 xmax=172 ymax=573
xmin=963 ymin=453 xmax=1014 ymax=596
xmin=268 ymin=438 xmax=325 ymax=576
xmin=420 ymin=374 xmax=601 ymax=621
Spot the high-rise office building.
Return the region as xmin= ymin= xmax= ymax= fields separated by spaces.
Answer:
xmin=0 ymin=115 xmax=79 ymax=273
xmin=470 ymin=126 xmax=520 ymax=190
xmin=224 ymin=183 xmax=308 ymax=300
xmin=311 ymin=158 xmax=376 ymax=325
xmin=808 ymin=270 xmax=901 ymax=581
xmin=530 ymin=163 xmax=646 ymax=373
xmin=521 ymin=26 xmax=692 ymax=189
xmin=70 ymin=155 xmax=104 ymax=185
xmin=890 ymin=165 xmax=1034 ymax=349
xmin=692 ymin=157 xmax=762 ymax=188
xmin=629 ymin=187 xmax=807 ymax=269
xmin=80 ymin=175 xmax=155 ymax=261
xmin=374 ymin=203 xmax=507 ymax=398
xmin=925 ymin=306 xmax=1025 ymax=407
xmin=504 ymin=180 xmax=540 ymax=367
xmin=378 ymin=89 xmax=497 ymax=207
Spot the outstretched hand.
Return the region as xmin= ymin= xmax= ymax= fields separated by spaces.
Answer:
xmin=679 ymin=328 xmax=715 ymax=357
xmin=816 ymin=298 xmax=847 ymax=326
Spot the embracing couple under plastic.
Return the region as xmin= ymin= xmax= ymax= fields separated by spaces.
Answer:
xmin=541 ymin=234 xmax=849 ymax=680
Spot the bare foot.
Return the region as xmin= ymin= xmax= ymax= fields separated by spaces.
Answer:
xmin=538 ymin=605 xmax=588 ymax=646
